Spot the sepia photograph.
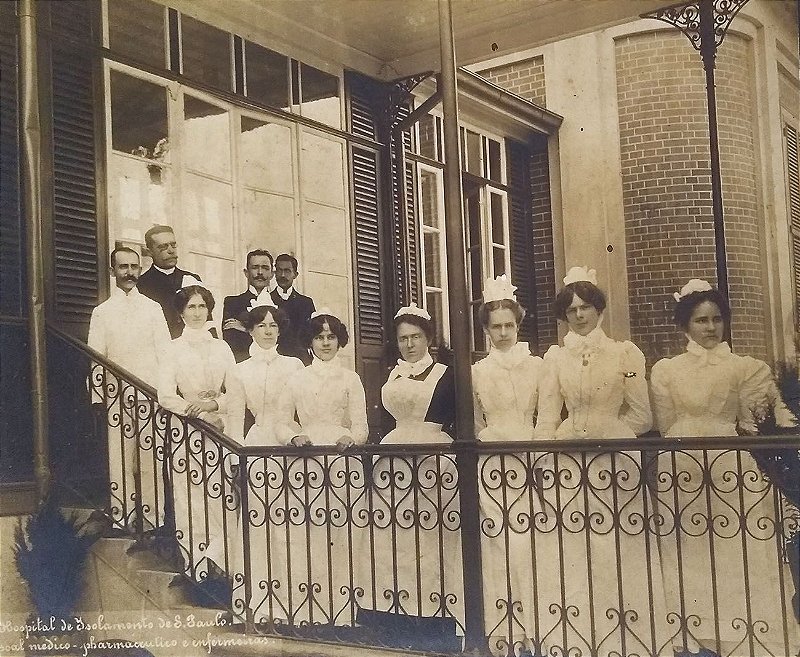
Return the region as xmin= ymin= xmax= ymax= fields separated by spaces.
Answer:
xmin=1 ymin=0 xmax=799 ymax=656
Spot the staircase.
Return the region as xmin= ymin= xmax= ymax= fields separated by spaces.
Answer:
xmin=71 ymin=511 xmax=438 ymax=657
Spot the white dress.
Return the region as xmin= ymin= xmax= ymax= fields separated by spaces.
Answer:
xmin=532 ymin=327 xmax=665 ymax=657
xmin=651 ymin=339 xmax=798 ymax=656
xmin=366 ymin=354 xmax=464 ymax=633
xmin=472 ymin=343 xmax=545 ymax=654
xmin=275 ymin=356 xmax=369 ymax=625
xmin=157 ymin=326 xmax=241 ymax=579
xmin=227 ymin=343 xmax=304 ymax=624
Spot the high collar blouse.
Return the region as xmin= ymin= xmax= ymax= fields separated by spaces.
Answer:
xmin=650 ymin=339 xmax=796 ymax=437
xmin=276 ymin=356 xmax=368 ymax=446
xmin=472 ymin=342 xmax=544 ymax=441
xmin=229 ymin=343 xmax=304 ymax=446
xmin=157 ymin=329 xmax=242 ymax=440
xmin=534 ymin=328 xmax=652 ymax=439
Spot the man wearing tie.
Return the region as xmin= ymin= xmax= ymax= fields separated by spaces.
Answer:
xmin=271 ymin=253 xmax=315 ymax=364
xmin=222 ymin=249 xmax=275 ymax=362
xmin=137 ymin=225 xmax=204 ymax=338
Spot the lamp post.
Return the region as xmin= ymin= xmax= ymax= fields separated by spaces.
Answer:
xmin=642 ymin=0 xmax=750 ymax=334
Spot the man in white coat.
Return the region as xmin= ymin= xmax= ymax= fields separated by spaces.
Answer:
xmin=88 ymin=247 xmax=171 ymax=531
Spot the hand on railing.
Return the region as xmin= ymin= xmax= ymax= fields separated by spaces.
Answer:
xmin=291 ymin=434 xmax=312 ymax=447
xmin=336 ymin=435 xmax=355 ymax=451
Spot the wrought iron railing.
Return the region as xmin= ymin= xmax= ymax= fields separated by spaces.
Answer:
xmin=49 ymin=326 xmax=800 ymax=657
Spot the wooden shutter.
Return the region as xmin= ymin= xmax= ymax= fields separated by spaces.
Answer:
xmin=347 ymin=72 xmax=389 ymax=439
xmin=508 ymin=140 xmax=537 ymax=345
xmin=48 ymin=0 xmax=101 ymax=334
xmin=0 ymin=5 xmax=24 ymax=317
xmin=786 ymin=124 xmax=800 ymax=329
xmin=388 ymin=103 xmax=419 ymax=306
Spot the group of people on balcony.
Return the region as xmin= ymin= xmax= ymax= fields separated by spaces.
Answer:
xmin=88 ymin=224 xmax=797 ymax=657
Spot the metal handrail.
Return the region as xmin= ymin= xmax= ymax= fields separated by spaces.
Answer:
xmin=45 ymin=322 xmax=800 ymax=656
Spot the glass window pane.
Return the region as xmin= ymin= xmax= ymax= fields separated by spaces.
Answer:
xmin=300 ymin=63 xmax=340 ymax=128
xmin=108 ymin=0 xmax=165 ymax=68
xmin=241 ymin=190 xmax=295 ymax=258
xmin=467 ymin=194 xmax=481 ymax=246
xmin=426 ymin=291 xmax=444 ymax=343
xmin=110 ymin=71 xmax=168 ymax=160
xmin=418 ymin=114 xmax=437 ymax=160
xmin=180 ymin=15 xmax=231 ymax=91
xmin=420 ymin=169 xmax=440 ymax=229
xmin=244 ymin=41 xmax=289 ymax=110
xmin=488 ymin=138 xmax=502 ymax=183
xmin=300 ymin=131 xmax=344 ymax=207
xmin=469 ymin=249 xmax=482 ymax=297
xmin=107 ymin=153 xmax=172 ymax=242
xmin=491 ymin=193 xmax=505 ymax=244
xmin=493 ymin=247 xmax=506 ymax=277
xmin=466 ymin=130 xmax=481 ymax=175
xmin=183 ymin=173 xmax=233 ymax=258
xmin=472 ymin=304 xmax=485 ymax=351
xmin=424 ymin=231 xmax=441 ymax=288
xmin=240 ymin=117 xmax=293 ymax=193
xmin=183 ymin=95 xmax=231 ymax=179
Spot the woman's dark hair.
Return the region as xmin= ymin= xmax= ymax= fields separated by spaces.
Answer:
xmin=393 ymin=313 xmax=435 ymax=343
xmin=241 ymin=305 xmax=289 ymax=333
xmin=303 ymin=314 xmax=349 ymax=349
xmin=174 ymin=285 xmax=215 ymax=315
xmin=554 ymin=281 xmax=607 ymax=320
xmin=478 ymin=298 xmax=525 ymax=328
xmin=673 ymin=288 xmax=731 ymax=331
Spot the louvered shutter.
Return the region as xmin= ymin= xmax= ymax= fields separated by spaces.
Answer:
xmin=404 ymin=158 xmax=418 ymax=304
xmin=786 ymin=124 xmax=800 ymax=330
xmin=389 ymin=104 xmax=419 ymax=306
xmin=48 ymin=0 xmax=100 ymax=335
xmin=1 ymin=5 xmax=24 ymax=317
xmin=507 ymin=141 xmax=536 ymax=345
xmin=347 ymin=72 xmax=389 ymax=439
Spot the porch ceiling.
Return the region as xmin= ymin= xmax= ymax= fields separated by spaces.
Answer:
xmin=167 ymin=0 xmax=672 ymax=79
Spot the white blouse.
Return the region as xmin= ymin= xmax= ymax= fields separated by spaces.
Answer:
xmin=277 ymin=356 xmax=368 ymax=446
xmin=535 ymin=327 xmax=652 ymax=439
xmin=472 ymin=342 xmax=544 ymax=441
xmin=229 ymin=343 xmax=304 ymax=446
xmin=650 ymin=339 xmax=796 ymax=437
xmin=157 ymin=327 xmax=242 ymax=439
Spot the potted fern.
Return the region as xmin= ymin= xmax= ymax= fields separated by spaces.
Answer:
xmin=14 ymin=497 xmax=99 ymax=655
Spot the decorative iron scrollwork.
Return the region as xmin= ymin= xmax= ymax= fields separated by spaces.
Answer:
xmin=641 ymin=0 xmax=750 ymax=51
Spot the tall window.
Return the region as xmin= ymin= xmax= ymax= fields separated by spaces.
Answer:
xmin=414 ymin=116 xmax=509 ymax=350
xmin=104 ymin=64 xmax=352 ymax=340
xmin=418 ymin=166 xmax=448 ymax=344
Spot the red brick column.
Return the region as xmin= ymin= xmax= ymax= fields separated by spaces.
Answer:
xmin=616 ymin=30 xmax=765 ymax=363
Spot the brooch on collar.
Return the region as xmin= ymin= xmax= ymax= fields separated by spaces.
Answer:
xmin=623 ymin=372 xmax=637 ymax=378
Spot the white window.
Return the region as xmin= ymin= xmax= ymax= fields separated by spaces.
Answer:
xmin=414 ymin=116 xmax=510 ymax=351
xmin=418 ymin=165 xmax=449 ymax=344
xmin=103 ymin=62 xmax=353 ymax=341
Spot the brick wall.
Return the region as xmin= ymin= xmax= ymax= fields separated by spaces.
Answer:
xmin=530 ymin=141 xmax=558 ymax=354
xmin=716 ymin=36 xmax=766 ymax=359
xmin=480 ymin=56 xmax=547 ymax=107
xmin=616 ymin=31 xmax=766 ymax=364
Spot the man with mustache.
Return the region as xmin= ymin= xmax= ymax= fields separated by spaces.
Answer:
xmin=271 ymin=253 xmax=316 ymax=365
xmin=138 ymin=224 xmax=205 ymax=338
xmin=222 ymin=249 xmax=276 ymax=362
xmin=88 ymin=247 xmax=171 ymax=530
